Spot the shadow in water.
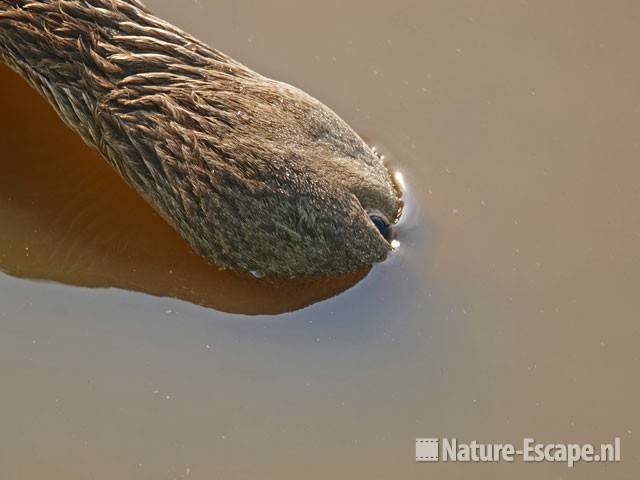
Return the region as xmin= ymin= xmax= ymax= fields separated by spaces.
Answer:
xmin=0 ymin=65 xmax=367 ymax=315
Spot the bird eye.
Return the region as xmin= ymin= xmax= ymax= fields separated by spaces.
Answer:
xmin=368 ymin=212 xmax=392 ymax=241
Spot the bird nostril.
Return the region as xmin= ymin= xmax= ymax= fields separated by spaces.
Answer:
xmin=368 ymin=212 xmax=392 ymax=241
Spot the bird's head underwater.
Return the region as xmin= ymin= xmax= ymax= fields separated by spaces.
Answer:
xmin=104 ymin=71 xmax=403 ymax=278
xmin=0 ymin=0 xmax=402 ymax=277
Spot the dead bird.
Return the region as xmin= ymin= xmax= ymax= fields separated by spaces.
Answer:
xmin=0 ymin=0 xmax=402 ymax=277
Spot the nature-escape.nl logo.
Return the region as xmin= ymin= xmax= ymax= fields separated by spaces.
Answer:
xmin=415 ymin=437 xmax=621 ymax=468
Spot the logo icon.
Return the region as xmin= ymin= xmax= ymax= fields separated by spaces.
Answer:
xmin=416 ymin=438 xmax=439 ymax=462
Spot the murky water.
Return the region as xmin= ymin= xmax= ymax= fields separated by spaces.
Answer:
xmin=1 ymin=1 xmax=639 ymax=478
xmin=0 ymin=66 xmax=372 ymax=314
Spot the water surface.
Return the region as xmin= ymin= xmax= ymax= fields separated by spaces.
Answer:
xmin=1 ymin=1 xmax=638 ymax=478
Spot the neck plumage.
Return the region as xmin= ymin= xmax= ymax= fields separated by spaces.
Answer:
xmin=0 ymin=0 xmax=237 ymax=152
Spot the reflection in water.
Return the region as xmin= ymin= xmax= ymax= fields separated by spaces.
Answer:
xmin=0 ymin=65 xmax=367 ymax=315
xmin=1 ymin=1 xmax=639 ymax=478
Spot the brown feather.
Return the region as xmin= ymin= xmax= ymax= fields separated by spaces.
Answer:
xmin=0 ymin=0 xmax=401 ymax=277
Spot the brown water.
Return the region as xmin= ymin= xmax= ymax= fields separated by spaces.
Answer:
xmin=1 ymin=1 xmax=639 ymax=478
xmin=0 ymin=67 xmax=367 ymax=315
